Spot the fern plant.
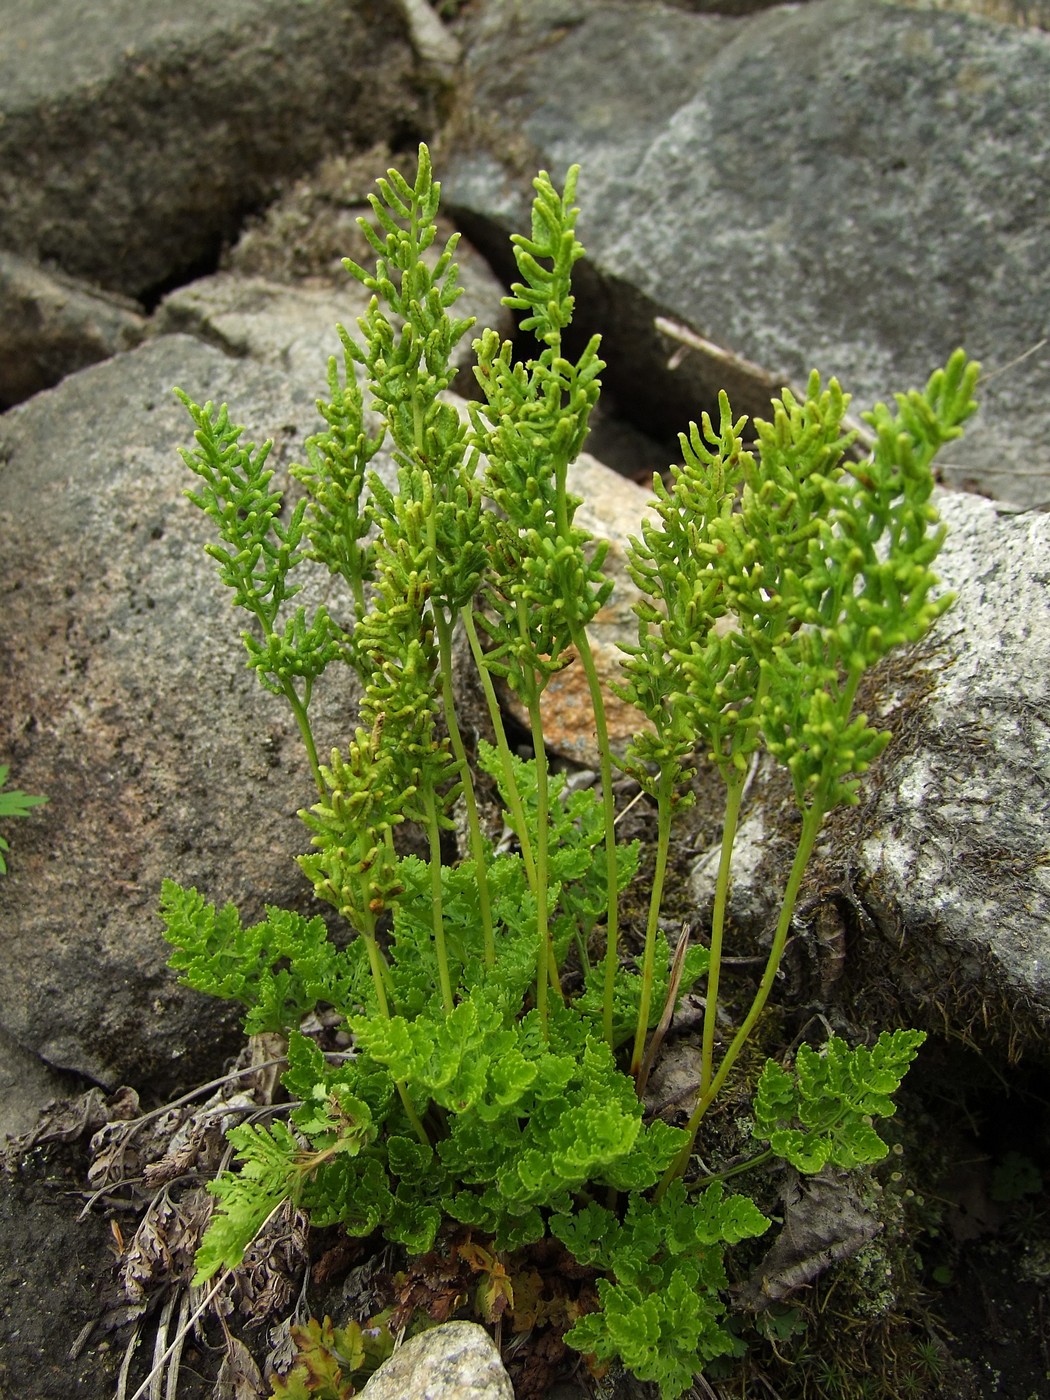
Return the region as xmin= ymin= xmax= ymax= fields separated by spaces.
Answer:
xmin=164 ymin=144 xmax=979 ymax=1397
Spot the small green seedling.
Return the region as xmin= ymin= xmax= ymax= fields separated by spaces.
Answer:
xmin=164 ymin=145 xmax=978 ymax=1396
xmin=0 ymin=764 xmax=46 ymax=875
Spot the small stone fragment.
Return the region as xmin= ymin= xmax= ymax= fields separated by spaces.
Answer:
xmin=358 ymin=1321 xmax=514 ymax=1399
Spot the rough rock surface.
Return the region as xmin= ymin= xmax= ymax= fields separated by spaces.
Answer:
xmin=899 ymin=0 xmax=1050 ymax=23
xmin=854 ymin=492 xmax=1050 ymax=1046
xmin=441 ymin=0 xmax=1050 ymax=508
xmin=691 ymin=488 xmax=1050 ymax=1052
xmin=0 ymin=334 xmax=362 ymax=1091
xmin=0 ymin=1029 xmax=79 ymax=1143
xmin=0 ymin=252 xmax=147 ymax=409
xmin=0 ymin=0 xmax=432 ymax=301
xmin=359 ymin=1322 xmax=514 ymax=1399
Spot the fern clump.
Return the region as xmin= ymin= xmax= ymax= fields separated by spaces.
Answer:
xmin=165 ymin=144 xmax=978 ymax=1397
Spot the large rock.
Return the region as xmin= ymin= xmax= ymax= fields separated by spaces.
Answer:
xmin=0 ymin=333 xmax=364 ymax=1092
xmin=0 ymin=0 xmax=435 ymax=302
xmin=853 ymin=492 xmax=1050 ymax=1052
xmin=0 ymin=252 xmax=147 ymax=410
xmin=691 ymin=490 xmax=1050 ymax=1056
xmin=441 ymin=0 xmax=1050 ymax=509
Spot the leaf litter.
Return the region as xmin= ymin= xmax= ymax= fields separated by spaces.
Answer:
xmin=7 ymin=1036 xmax=316 ymax=1400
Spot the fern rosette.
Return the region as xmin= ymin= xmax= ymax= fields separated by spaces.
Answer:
xmin=166 ymin=143 xmax=979 ymax=1399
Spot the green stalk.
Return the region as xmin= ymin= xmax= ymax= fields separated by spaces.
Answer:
xmin=360 ymin=908 xmax=430 ymax=1147
xmin=361 ymin=928 xmax=392 ymax=1021
xmin=281 ymin=679 xmax=325 ymax=798
xmin=244 ymin=572 xmax=323 ymax=797
xmin=629 ymin=766 xmax=676 ymax=1079
xmin=238 ymin=575 xmax=325 ymax=801
xmin=396 ymin=1080 xmax=430 ymax=1148
xmin=434 ymin=609 xmax=495 ymax=968
xmin=462 ymin=607 xmax=538 ymax=890
xmin=698 ymin=768 xmax=746 ymax=1096
xmin=659 ymin=800 xmax=826 ymax=1191
xmin=523 ymin=675 xmax=562 ymax=1037
xmin=689 ymin=1146 xmax=775 ymax=1190
xmin=571 ymin=628 xmax=621 ymax=1049
xmin=423 ymin=786 xmax=456 ymax=1015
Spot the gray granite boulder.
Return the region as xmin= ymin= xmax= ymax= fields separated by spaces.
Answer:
xmin=0 ymin=334 xmax=363 ymax=1092
xmin=853 ymin=492 xmax=1050 ymax=1050
xmin=691 ymin=489 xmax=1050 ymax=1056
xmin=0 ymin=0 xmax=435 ymax=302
xmin=441 ymin=0 xmax=1050 ymax=508
xmin=0 ymin=252 xmax=147 ymax=410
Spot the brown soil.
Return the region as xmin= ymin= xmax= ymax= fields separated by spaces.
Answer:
xmin=3 ymin=970 xmax=1049 ymax=1400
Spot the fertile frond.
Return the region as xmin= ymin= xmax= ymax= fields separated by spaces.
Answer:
xmin=467 ymin=166 xmax=609 ymax=701
xmin=752 ymin=353 xmax=979 ymax=809
xmin=503 ymin=165 xmax=585 ymax=345
xmin=296 ymin=729 xmax=411 ymax=928
xmin=292 ymin=328 xmax=382 ymax=628
xmin=618 ymin=391 xmax=757 ymax=794
xmin=177 ymin=393 xmax=302 ymax=630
